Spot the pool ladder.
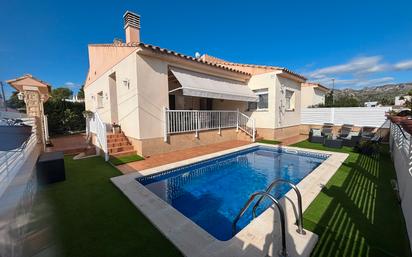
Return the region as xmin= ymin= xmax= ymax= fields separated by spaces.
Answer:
xmin=232 ymin=179 xmax=306 ymax=257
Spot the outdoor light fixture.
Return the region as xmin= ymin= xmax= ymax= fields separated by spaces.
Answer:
xmin=123 ymin=78 xmax=130 ymax=89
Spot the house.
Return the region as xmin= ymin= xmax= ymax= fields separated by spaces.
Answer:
xmin=395 ymin=95 xmax=411 ymax=106
xmin=301 ymin=82 xmax=329 ymax=108
xmin=364 ymin=101 xmax=381 ymax=107
xmin=84 ymin=11 xmax=307 ymax=158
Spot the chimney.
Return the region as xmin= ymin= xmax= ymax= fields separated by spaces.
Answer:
xmin=123 ymin=11 xmax=140 ymax=43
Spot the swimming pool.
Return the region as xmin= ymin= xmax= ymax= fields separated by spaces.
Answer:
xmin=136 ymin=146 xmax=328 ymax=241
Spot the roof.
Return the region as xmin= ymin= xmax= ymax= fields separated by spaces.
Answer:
xmin=88 ymin=42 xmax=251 ymax=76
xmin=6 ymin=74 xmax=52 ymax=101
xmin=6 ymin=74 xmax=52 ymax=87
xmin=302 ymin=82 xmax=329 ymax=92
xmin=200 ymin=54 xmax=307 ymax=80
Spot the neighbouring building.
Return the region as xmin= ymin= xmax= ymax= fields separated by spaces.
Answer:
xmin=300 ymin=82 xmax=329 ymax=108
xmin=364 ymin=101 xmax=381 ymax=107
xmin=395 ymin=95 xmax=411 ymax=106
xmin=84 ymin=11 xmax=308 ymax=158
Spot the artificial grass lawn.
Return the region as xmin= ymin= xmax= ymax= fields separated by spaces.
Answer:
xmin=257 ymin=139 xmax=281 ymax=145
xmin=109 ymin=154 xmax=144 ymax=165
xmin=39 ymin=156 xmax=182 ymax=257
xmin=292 ymin=141 xmax=411 ymax=257
xmin=39 ymin=142 xmax=411 ymax=257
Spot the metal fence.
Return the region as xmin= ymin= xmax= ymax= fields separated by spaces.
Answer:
xmin=163 ymin=109 xmax=255 ymax=141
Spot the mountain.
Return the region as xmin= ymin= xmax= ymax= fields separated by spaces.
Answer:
xmin=332 ymin=83 xmax=412 ymax=105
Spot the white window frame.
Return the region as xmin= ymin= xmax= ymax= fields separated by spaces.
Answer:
xmin=97 ymin=91 xmax=104 ymax=109
xmin=285 ymin=89 xmax=295 ymax=111
xmin=248 ymin=88 xmax=268 ymax=111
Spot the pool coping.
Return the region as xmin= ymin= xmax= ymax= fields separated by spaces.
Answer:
xmin=111 ymin=143 xmax=348 ymax=257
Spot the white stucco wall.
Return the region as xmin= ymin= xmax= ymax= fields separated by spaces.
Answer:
xmin=301 ymin=86 xmax=326 ymax=108
xmin=84 ymin=52 xmax=140 ymax=139
xmin=135 ymin=54 xmax=169 ymax=139
xmin=313 ymin=88 xmax=325 ymax=106
xmin=301 ymin=86 xmax=314 ymax=108
xmin=246 ymin=72 xmax=277 ymax=129
xmin=275 ymin=76 xmax=301 ymax=128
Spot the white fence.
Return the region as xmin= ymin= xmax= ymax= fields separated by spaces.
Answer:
xmin=0 ymin=117 xmax=37 ymax=197
xmin=389 ymin=122 xmax=412 ymax=248
xmin=301 ymin=107 xmax=391 ymax=127
xmin=164 ymin=109 xmax=255 ymax=141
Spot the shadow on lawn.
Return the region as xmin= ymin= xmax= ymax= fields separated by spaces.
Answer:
xmin=305 ymin=148 xmax=411 ymax=257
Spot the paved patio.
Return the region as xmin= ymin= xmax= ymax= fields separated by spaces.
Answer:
xmin=45 ymin=133 xmax=90 ymax=154
xmin=117 ymin=140 xmax=251 ymax=174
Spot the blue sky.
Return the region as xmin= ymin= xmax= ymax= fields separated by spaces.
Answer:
xmin=1 ymin=0 xmax=411 ymax=99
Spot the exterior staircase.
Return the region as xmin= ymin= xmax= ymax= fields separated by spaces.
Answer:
xmin=106 ymin=132 xmax=136 ymax=157
xmin=237 ymin=130 xmax=263 ymax=142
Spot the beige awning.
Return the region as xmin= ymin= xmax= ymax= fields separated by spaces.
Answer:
xmin=170 ymin=67 xmax=258 ymax=102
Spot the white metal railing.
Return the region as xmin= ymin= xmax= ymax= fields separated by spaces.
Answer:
xmin=89 ymin=112 xmax=108 ymax=161
xmin=389 ymin=121 xmax=412 ymax=248
xmin=163 ymin=108 xmax=256 ymax=142
xmin=0 ymin=117 xmax=37 ymax=197
xmin=238 ymin=112 xmax=256 ymax=141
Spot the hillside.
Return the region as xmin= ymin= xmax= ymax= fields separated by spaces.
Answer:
xmin=333 ymin=83 xmax=412 ymax=105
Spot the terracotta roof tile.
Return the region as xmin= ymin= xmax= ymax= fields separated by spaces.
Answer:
xmin=88 ymin=42 xmax=251 ymax=76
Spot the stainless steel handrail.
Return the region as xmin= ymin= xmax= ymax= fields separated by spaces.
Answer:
xmin=232 ymin=191 xmax=288 ymax=257
xmin=252 ymin=179 xmax=305 ymax=235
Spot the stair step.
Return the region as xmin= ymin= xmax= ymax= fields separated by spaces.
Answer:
xmin=107 ymin=138 xmax=129 ymax=144
xmin=110 ymin=150 xmax=136 ymax=157
xmin=107 ymin=133 xmax=125 ymax=139
xmin=108 ymin=141 xmax=130 ymax=147
xmin=108 ymin=145 xmax=134 ymax=154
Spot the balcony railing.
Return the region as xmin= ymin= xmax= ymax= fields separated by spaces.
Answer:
xmin=163 ymin=109 xmax=255 ymax=142
xmin=0 ymin=117 xmax=37 ymax=197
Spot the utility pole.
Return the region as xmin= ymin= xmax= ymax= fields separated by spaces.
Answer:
xmin=0 ymin=81 xmax=7 ymax=111
xmin=332 ymin=78 xmax=335 ymax=106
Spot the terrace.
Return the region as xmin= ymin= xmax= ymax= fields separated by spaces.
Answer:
xmin=16 ymin=138 xmax=409 ymax=257
xmin=1 ymin=108 xmax=411 ymax=257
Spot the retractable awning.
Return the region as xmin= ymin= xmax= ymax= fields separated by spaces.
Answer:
xmin=170 ymin=67 xmax=258 ymax=102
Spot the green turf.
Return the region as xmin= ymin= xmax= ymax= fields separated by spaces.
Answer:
xmin=38 ymin=142 xmax=411 ymax=257
xmin=292 ymin=141 xmax=411 ymax=257
xmin=258 ymin=139 xmax=281 ymax=145
xmin=109 ymin=154 xmax=144 ymax=165
xmin=39 ymin=156 xmax=182 ymax=257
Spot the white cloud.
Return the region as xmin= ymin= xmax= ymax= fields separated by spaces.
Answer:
xmin=63 ymin=82 xmax=81 ymax=90
xmin=394 ymin=60 xmax=412 ymax=71
xmin=305 ymin=55 xmax=412 ymax=89
xmin=309 ymin=56 xmax=388 ymax=79
xmin=312 ymin=76 xmax=394 ymax=89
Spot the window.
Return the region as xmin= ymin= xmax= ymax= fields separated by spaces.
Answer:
xmin=285 ymin=90 xmax=295 ymax=111
xmin=97 ymin=91 xmax=103 ymax=108
xmin=248 ymin=89 xmax=268 ymax=111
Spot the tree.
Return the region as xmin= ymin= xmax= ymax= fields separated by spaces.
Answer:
xmin=51 ymin=87 xmax=72 ymax=101
xmin=6 ymin=91 xmax=25 ymax=110
xmin=77 ymin=85 xmax=85 ymax=100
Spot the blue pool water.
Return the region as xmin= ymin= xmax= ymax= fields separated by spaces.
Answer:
xmin=137 ymin=146 xmax=328 ymax=241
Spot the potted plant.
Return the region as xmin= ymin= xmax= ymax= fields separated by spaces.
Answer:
xmin=400 ymin=119 xmax=412 ymax=134
xmin=112 ymin=122 xmax=121 ymax=134
xmin=82 ymin=110 xmax=94 ymax=119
